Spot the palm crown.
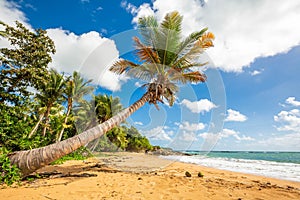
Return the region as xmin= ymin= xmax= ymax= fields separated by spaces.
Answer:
xmin=110 ymin=11 xmax=214 ymax=109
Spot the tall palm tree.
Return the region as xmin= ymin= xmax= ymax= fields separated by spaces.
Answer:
xmin=28 ymin=69 xmax=67 ymax=138
xmin=56 ymin=71 xmax=93 ymax=142
xmin=9 ymin=11 xmax=214 ymax=177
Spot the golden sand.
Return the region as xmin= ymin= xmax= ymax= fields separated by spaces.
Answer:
xmin=1 ymin=152 xmax=299 ymax=200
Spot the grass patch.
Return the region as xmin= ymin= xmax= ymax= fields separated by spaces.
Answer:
xmin=51 ymin=147 xmax=93 ymax=165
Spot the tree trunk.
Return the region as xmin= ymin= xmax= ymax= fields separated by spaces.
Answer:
xmin=28 ymin=113 xmax=44 ymax=138
xmin=42 ymin=105 xmax=52 ymax=136
xmin=56 ymin=98 xmax=72 ymax=142
xmin=9 ymin=92 xmax=150 ymax=177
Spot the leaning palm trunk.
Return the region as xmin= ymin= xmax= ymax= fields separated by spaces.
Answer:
xmin=9 ymin=92 xmax=150 ymax=177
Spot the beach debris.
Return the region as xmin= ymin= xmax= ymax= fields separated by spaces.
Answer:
xmin=185 ymin=171 xmax=192 ymax=177
xmin=197 ymin=172 xmax=204 ymax=178
xmin=138 ymin=177 xmax=142 ymax=180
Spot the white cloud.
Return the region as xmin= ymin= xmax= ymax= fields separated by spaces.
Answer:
xmin=142 ymin=126 xmax=173 ymax=141
xmin=80 ymin=0 xmax=90 ymax=3
xmin=181 ymin=99 xmax=217 ymax=114
xmin=200 ymin=128 xmax=254 ymax=141
xmin=220 ymin=128 xmax=239 ymax=138
xmin=0 ymin=1 xmax=125 ymax=92
xmin=286 ymin=97 xmax=300 ymax=107
xmin=179 ymin=121 xmax=205 ymax=132
xmin=131 ymin=3 xmax=155 ymax=24
xmin=0 ymin=0 xmax=30 ymax=28
xmin=250 ymin=70 xmax=263 ymax=76
xmin=0 ymin=0 xmax=32 ymax=48
xmin=96 ymin=6 xmax=103 ymax=11
xmin=121 ymin=1 xmax=154 ymax=24
xmin=225 ymin=109 xmax=247 ymax=122
xmin=256 ymin=132 xmax=300 ymax=151
xmin=274 ymin=109 xmax=300 ymax=132
xmin=131 ymin=0 xmax=300 ymax=72
xmin=179 ymin=131 xmax=198 ymax=142
xmin=134 ymin=121 xmax=143 ymax=126
xmin=46 ymin=28 xmax=126 ymax=91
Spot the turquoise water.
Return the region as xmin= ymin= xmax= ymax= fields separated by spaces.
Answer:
xmin=163 ymin=151 xmax=300 ymax=182
xmin=184 ymin=151 xmax=300 ymax=164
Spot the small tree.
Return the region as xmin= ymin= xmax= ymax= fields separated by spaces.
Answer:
xmin=0 ymin=21 xmax=55 ymax=151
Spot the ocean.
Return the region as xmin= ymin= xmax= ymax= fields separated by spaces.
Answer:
xmin=161 ymin=151 xmax=300 ymax=182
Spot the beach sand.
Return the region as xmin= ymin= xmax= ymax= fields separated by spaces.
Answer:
xmin=1 ymin=152 xmax=299 ymax=200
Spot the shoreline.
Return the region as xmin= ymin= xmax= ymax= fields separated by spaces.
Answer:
xmin=1 ymin=152 xmax=299 ymax=200
xmin=159 ymin=153 xmax=300 ymax=183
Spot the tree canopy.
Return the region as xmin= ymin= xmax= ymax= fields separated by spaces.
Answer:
xmin=110 ymin=11 xmax=214 ymax=108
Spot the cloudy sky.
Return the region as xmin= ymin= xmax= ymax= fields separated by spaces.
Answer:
xmin=1 ymin=0 xmax=300 ymax=151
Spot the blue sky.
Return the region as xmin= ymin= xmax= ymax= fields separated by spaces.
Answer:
xmin=1 ymin=0 xmax=300 ymax=151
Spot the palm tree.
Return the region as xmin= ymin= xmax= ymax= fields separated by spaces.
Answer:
xmin=95 ymin=94 xmax=123 ymax=123
xmin=28 ymin=69 xmax=67 ymax=138
xmin=88 ymin=94 xmax=126 ymax=151
xmin=73 ymin=100 xmax=98 ymax=132
xmin=9 ymin=11 xmax=214 ymax=177
xmin=56 ymin=71 xmax=93 ymax=142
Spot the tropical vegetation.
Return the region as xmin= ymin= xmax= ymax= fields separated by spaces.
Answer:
xmin=0 ymin=10 xmax=214 ymax=181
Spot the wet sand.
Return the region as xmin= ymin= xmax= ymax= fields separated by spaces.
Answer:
xmin=1 ymin=152 xmax=299 ymax=200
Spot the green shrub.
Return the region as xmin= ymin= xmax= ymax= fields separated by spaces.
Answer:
xmin=0 ymin=149 xmax=21 ymax=186
xmin=51 ymin=147 xmax=93 ymax=165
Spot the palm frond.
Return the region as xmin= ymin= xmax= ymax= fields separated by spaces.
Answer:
xmin=171 ymin=44 xmax=204 ymax=70
xmin=160 ymin=11 xmax=182 ymax=32
xmin=133 ymin=37 xmax=160 ymax=64
xmin=109 ymin=59 xmax=139 ymax=74
xmin=170 ymin=71 xmax=206 ymax=84
xmin=177 ymin=61 xmax=208 ymax=71
xmin=0 ymin=30 xmax=8 ymax=38
xmin=171 ymin=31 xmax=214 ymax=69
xmin=138 ymin=16 xmax=159 ymax=47
xmin=127 ymin=64 xmax=157 ymax=81
xmin=196 ymin=32 xmax=215 ymax=49
xmin=174 ymin=28 xmax=208 ymax=61
xmin=159 ymin=11 xmax=183 ymax=66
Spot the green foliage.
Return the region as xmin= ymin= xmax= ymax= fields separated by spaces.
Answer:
xmin=51 ymin=147 xmax=93 ymax=165
xmin=106 ymin=127 xmax=128 ymax=150
xmin=125 ymin=126 xmax=152 ymax=152
xmin=0 ymin=21 xmax=157 ymax=184
xmin=93 ymin=135 xmax=120 ymax=152
xmin=0 ymin=21 xmax=55 ymax=105
xmin=85 ymin=94 xmax=153 ymax=152
xmin=0 ymin=149 xmax=21 ymax=186
xmin=0 ymin=21 xmax=59 ymax=150
xmin=94 ymin=94 xmax=123 ymax=123
xmin=0 ymin=103 xmax=48 ymax=151
xmin=110 ymin=11 xmax=213 ymax=108
xmin=94 ymin=125 xmax=153 ymax=152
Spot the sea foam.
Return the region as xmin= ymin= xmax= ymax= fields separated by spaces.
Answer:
xmin=161 ymin=155 xmax=300 ymax=182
